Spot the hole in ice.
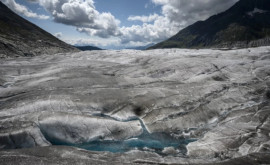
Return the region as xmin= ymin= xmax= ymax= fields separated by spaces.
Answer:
xmin=73 ymin=135 xmax=195 ymax=155
xmin=43 ymin=115 xmax=196 ymax=155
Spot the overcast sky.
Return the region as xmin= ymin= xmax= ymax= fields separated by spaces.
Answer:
xmin=1 ymin=0 xmax=239 ymax=49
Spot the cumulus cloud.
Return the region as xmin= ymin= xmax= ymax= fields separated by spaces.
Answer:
xmin=5 ymin=0 xmax=240 ymax=46
xmin=26 ymin=0 xmax=39 ymax=2
xmin=152 ymin=0 xmax=239 ymax=26
xmin=1 ymin=0 xmax=50 ymax=19
xmin=54 ymin=32 xmax=63 ymax=38
xmin=128 ymin=13 xmax=159 ymax=23
xmin=121 ymin=16 xmax=179 ymax=44
xmin=76 ymin=12 xmax=122 ymax=38
xmin=34 ymin=0 xmax=121 ymax=38
xmin=64 ymin=37 xmax=120 ymax=48
xmin=121 ymin=0 xmax=239 ymax=44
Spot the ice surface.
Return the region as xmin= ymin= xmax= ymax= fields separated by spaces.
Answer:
xmin=0 ymin=47 xmax=270 ymax=163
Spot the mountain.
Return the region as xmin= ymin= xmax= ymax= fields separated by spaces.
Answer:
xmin=0 ymin=2 xmax=78 ymax=58
xmin=126 ymin=43 xmax=155 ymax=50
xmin=75 ymin=45 xmax=102 ymax=51
xmin=150 ymin=0 xmax=270 ymax=49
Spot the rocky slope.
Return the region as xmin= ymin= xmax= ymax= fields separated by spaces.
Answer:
xmin=0 ymin=2 xmax=78 ymax=58
xmin=150 ymin=0 xmax=270 ymax=49
xmin=0 ymin=47 xmax=270 ymax=164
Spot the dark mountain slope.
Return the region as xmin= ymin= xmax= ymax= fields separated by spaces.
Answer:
xmin=150 ymin=0 xmax=270 ymax=49
xmin=0 ymin=2 xmax=78 ymax=58
xmin=127 ymin=43 xmax=155 ymax=50
xmin=75 ymin=45 xmax=102 ymax=51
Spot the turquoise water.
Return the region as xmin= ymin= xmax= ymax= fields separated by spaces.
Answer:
xmin=73 ymin=132 xmax=195 ymax=155
xmin=45 ymin=115 xmax=196 ymax=155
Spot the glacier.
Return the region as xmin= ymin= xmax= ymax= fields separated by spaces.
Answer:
xmin=0 ymin=47 xmax=270 ymax=164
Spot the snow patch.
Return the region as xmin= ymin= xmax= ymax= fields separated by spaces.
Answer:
xmin=247 ymin=8 xmax=268 ymax=16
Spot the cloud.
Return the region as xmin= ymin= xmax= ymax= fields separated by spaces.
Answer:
xmin=76 ymin=12 xmax=122 ymax=38
xmin=35 ymin=0 xmax=121 ymax=38
xmin=144 ymin=3 xmax=149 ymax=9
xmin=121 ymin=16 xmax=179 ymax=44
xmin=128 ymin=13 xmax=159 ymax=23
xmin=1 ymin=0 xmax=50 ymax=20
xmin=120 ymin=0 xmax=239 ymax=44
xmin=64 ymin=37 xmax=120 ymax=48
xmin=6 ymin=0 xmax=239 ymax=46
xmin=153 ymin=0 xmax=239 ymax=26
xmin=54 ymin=32 xmax=63 ymax=38
xmin=26 ymin=0 xmax=39 ymax=2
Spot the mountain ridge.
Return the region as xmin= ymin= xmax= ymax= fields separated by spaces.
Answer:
xmin=149 ymin=0 xmax=270 ymax=49
xmin=75 ymin=45 xmax=102 ymax=51
xmin=0 ymin=1 xmax=78 ymax=58
xmin=126 ymin=43 xmax=155 ymax=50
